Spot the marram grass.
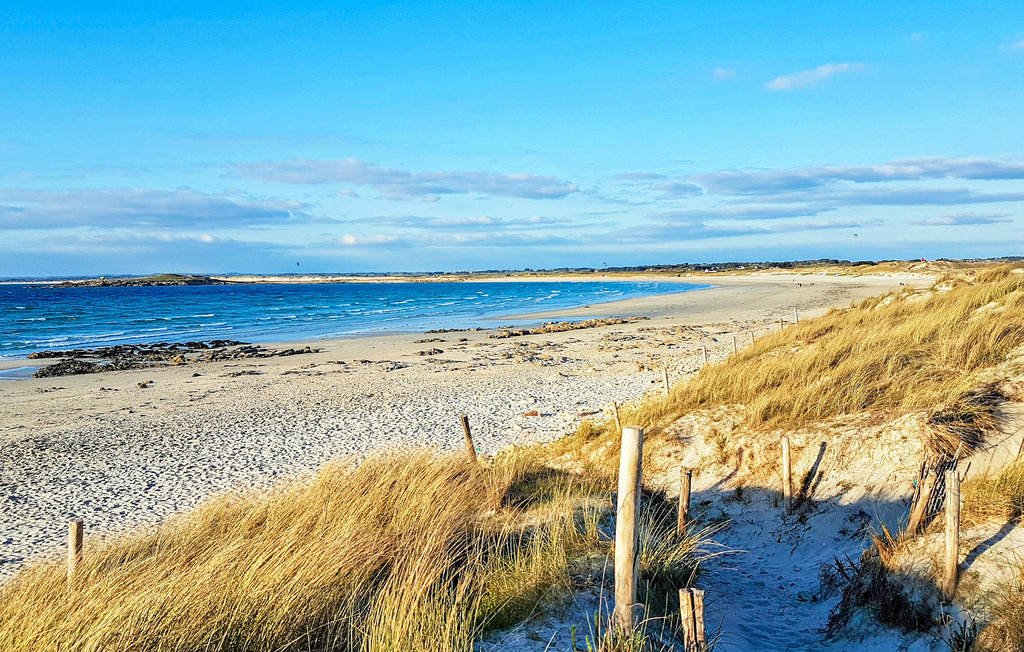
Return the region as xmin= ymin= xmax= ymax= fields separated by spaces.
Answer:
xmin=571 ymin=265 xmax=1024 ymax=452
xmin=0 ymin=450 xmax=709 ymax=651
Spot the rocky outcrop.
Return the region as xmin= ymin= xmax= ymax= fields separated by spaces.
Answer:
xmin=51 ymin=274 xmax=234 ymax=288
xmin=488 ymin=316 xmax=648 ymax=339
xmin=30 ymin=341 xmax=320 ymax=377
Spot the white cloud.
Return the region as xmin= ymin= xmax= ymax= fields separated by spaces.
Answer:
xmin=765 ymin=63 xmax=865 ymax=91
xmin=650 ymin=206 xmax=829 ymax=221
xmin=691 ymin=157 xmax=1024 ymax=194
xmin=910 ymin=213 xmax=1013 ymax=226
xmin=0 ymin=188 xmax=311 ymax=229
xmin=235 ymin=158 xmax=579 ymax=200
xmin=652 ymin=181 xmax=703 ymax=198
xmin=341 ymin=233 xmax=401 ymax=246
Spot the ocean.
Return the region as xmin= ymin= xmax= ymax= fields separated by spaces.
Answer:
xmin=0 ymin=280 xmax=708 ymax=359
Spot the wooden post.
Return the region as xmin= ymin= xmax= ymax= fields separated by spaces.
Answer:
xmin=781 ymin=437 xmax=792 ymax=516
xmin=663 ymin=368 xmax=670 ymax=395
xmin=611 ymin=401 xmax=622 ymax=432
xmin=613 ymin=426 xmax=643 ymax=633
xmin=794 ymin=307 xmax=799 ymax=325
xmin=67 ymin=518 xmax=83 ymax=583
xmin=907 ymin=471 xmax=937 ymax=535
xmin=459 ymin=414 xmax=477 ymax=464
xmin=693 ymin=589 xmax=707 ymax=650
xmin=779 ymin=317 xmax=784 ymax=332
xmin=677 ymin=467 xmax=692 ymax=535
xmin=679 ymin=588 xmax=705 ymax=651
xmin=702 ymin=346 xmax=709 ymax=367
xmin=679 ymin=588 xmax=696 ymax=650
xmin=750 ymin=331 xmax=755 ymax=345
xmin=732 ymin=335 xmax=737 ymax=354
xmin=941 ymin=470 xmax=960 ymax=599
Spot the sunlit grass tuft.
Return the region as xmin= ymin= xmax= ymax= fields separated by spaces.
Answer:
xmin=0 ymin=448 xmax=711 ymax=651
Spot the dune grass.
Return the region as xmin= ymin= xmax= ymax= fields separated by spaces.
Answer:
xmin=567 ymin=266 xmax=1024 ymax=457
xmin=0 ymin=450 xmax=711 ymax=651
xmin=963 ymin=459 xmax=1024 ymax=526
xmin=978 ymin=562 xmax=1024 ymax=652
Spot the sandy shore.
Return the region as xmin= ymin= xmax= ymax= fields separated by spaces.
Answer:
xmin=0 ymin=273 xmax=929 ymax=578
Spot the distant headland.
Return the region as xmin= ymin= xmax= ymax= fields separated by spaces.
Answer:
xmin=50 ymin=274 xmax=237 ymax=288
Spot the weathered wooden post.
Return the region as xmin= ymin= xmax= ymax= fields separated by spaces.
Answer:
xmin=613 ymin=426 xmax=643 ymax=633
xmin=663 ymin=368 xmax=670 ymax=395
xmin=693 ymin=589 xmax=707 ymax=650
xmin=702 ymin=346 xmax=709 ymax=367
xmin=459 ymin=414 xmax=477 ymax=464
xmin=779 ymin=317 xmax=784 ymax=333
xmin=679 ymin=588 xmax=706 ymax=651
xmin=781 ymin=437 xmax=793 ymax=516
xmin=941 ymin=470 xmax=961 ymax=598
xmin=750 ymin=331 xmax=755 ymax=345
xmin=611 ymin=401 xmax=622 ymax=432
xmin=679 ymin=588 xmax=695 ymax=649
xmin=67 ymin=518 xmax=83 ymax=583
xmin=794 ymin=307 xmax=799 ymax=325
xmin=732 ymin=335 xmax=737 ymax=354
xmin=678 ymin=467 xmax=692 ymax=535
xmin=907 ymin=470 xmax=937 ymax=534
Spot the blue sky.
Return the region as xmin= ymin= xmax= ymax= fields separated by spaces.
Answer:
xmin=1 ymin=2 xmax=1023 ymax=276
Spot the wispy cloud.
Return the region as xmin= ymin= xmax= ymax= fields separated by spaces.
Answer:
xmin=765 ymin=63 xmax=864 ymax=91
xmin=1009 ymin=38 xmax=1024 ymax=50
xmin=649 ymin=206 xmax=829 ymax=221
xmin=338 ymin=230 xmax=576 ymax=249
xmin=615 ymin=218 xmax=872 ymax=243
xmin=614 ymin=172 xmax=666 ymax=181
xmin=748 ymin=187 xmax=1024 ymax=207
xmin=691 ymin=157 xmax=1024 ymax=194
xmin=0 ymin=188 xmax=312 ymax=229
xmin=911 ymin=212 xmax=1013 ymax=226
xmin=234 ymin=158 xmax=579 ymax=200
xmin=652 ymin=181 xmax=703 ymax=198
xmin=712 ymin=68 xmax=737 ymax=80
xmin=347 ymin=214 xmax=574 ymax=231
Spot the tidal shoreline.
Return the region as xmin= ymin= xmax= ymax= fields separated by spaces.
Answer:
xmin=0 ymin=272 xmax=928 ymax=578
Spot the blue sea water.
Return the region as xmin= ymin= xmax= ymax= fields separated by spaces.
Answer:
xmin=0 ymin=280 xmax=708 ymax=359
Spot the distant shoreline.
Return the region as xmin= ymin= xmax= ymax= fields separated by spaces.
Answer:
xmin=0 ymin=272 xmax=933 ymax=371
xmin=0 ymin=277 xmax=709 ymax=367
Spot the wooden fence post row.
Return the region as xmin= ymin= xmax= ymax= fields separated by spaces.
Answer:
xmin=613 ymin=426 xmax=643 ymax=634
xmin=679 ymin=587 xmax=707 ymax=651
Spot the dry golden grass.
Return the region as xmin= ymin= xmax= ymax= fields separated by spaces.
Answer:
xmin=962 ymin=459 xmax=1024 ymax=527
xmin=567 ymin=266 xmax=1024 ymax=459
xmin=978 ymin=562 xmax=1024 ymax=652
xmin=0 ymin=449 xmax=710 ymax=651
xmin=963 ymin=461 xmax=1024 ymax=650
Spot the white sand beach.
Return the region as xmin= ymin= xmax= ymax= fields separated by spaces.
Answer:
xmin=0 ymin=273 xmax=927 ymax=579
